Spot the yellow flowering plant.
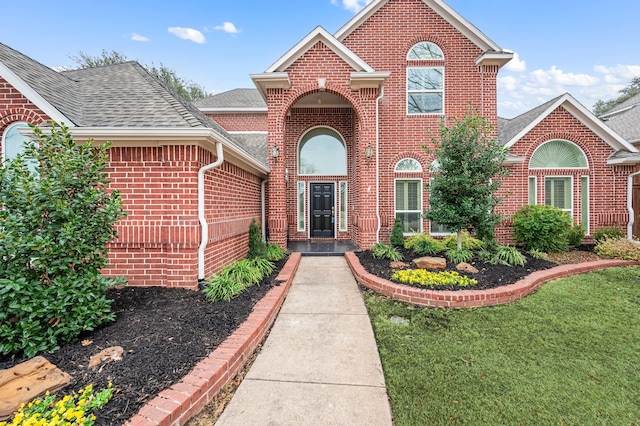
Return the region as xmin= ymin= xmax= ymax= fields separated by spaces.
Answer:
xmin=391 ymin=269 xmax=477 ymax=287
xmin=0 ymin=383 xmax=113 ymax=426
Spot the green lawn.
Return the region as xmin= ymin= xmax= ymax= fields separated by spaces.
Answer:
xmin=365 ymin=266 xmax=640 ymax=425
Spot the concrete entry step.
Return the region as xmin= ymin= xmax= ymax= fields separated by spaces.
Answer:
xmin=287 ymin=240 xmax=360 ymax=256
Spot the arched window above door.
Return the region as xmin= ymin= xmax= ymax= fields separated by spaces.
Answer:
xmin=298 ymin=127 xmax=347 ymax=175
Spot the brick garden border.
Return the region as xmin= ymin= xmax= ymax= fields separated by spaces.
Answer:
xmin=125 ymin=252 xmax=302 ymax=426
xmin=345 ymin=252 xmax=637 ymax=308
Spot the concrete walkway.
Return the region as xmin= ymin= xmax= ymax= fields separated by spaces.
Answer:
xmin=215 ymin=256 xmax=393 ymax=425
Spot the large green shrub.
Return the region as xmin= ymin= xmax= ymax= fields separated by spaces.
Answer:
xmin=512 ymin=205 xmax=572 ymax=252
xmin=0 ymin=122 xmax=126 ymax=358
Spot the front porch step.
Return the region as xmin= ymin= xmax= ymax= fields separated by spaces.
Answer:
xmin=287 ymin=240 xmax=360 ymax=256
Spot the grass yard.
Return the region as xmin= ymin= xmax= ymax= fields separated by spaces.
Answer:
xmin=365 ymin=266 xmax=640 ymax=425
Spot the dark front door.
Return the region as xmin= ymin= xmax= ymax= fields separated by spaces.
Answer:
xmin=311 ymin=183 xmax=335 ymax=238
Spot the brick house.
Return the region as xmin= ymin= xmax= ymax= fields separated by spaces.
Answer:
xmin=2 ymin=0 xmax=640 ymax=289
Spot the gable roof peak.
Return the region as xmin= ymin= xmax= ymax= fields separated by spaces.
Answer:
xmin=335 ymin=0 xmax=507 ymax=55
xmin=264 ymin=25 xmax=374 ymax=74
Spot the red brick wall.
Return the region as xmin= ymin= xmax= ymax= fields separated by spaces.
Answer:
xmin=1 ymin=78 xmax=265 ymax=289
xmin=497 ymin=106 xmax=630 ymax=241
xmin=205 ymin=112 xmax=267 ymax=132
xmin=104 ymin=145 xmax=263 ymax=289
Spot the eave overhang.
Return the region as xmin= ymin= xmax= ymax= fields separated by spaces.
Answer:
xmin=476 ymin=51 xmax=514 ymax=69
xmin=58 ymin=127 xmax=270 ymax=177
xmin=350 ymin=72 xmax=390 ymax=90
xmin=250 ymin=72 xmax=291 ymax=102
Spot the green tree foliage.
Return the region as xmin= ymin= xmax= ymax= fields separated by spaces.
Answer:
xmin=247 ymin=219 xmax=266 ymax=258
xmin=425 ymin=111 xmax=508 ymax=248
xmin=594 ymin=77 xmax=640 ymax=116
xmin=0 ymin=122 xmax=126 ymax=358
xmin=70 ymin=50 xmax=208 ymax=101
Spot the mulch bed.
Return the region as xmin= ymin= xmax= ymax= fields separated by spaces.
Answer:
xmin=355 ymin=245 xmax=600 ymax=291
xmin=0 ymin=257 xmax=287 ymax=426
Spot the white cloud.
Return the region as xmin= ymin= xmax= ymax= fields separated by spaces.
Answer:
xmin=131 ymin=33 xmax=149 ymax=42
xmin=594 ymin=64 xmax=640 ymax=84
xmin=497 ymin=63 xmax=640 ymax=118
xmin=333 ymin=0 xmax=373 ymax=13
xmin=168 ymin=27 xmax=206 ymax=44
xmin=503 ymin=51 xmax=526 ymax=73
xmin=214 ymin=22 xmax=240 ymax=34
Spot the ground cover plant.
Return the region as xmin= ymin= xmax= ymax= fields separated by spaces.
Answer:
xmin=365 ymin=266 xmax=640 ymax=425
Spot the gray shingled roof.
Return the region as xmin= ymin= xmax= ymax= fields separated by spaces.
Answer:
xmin=603 ymin=93 xmax=640 ymax=143
xmin=497 ymin=95 xmax=564 ymax=145
xmin=193 ymin=88 xmax=266 ymax=109
xmin=0 ymin=42 xmax=83 ymax=125
xmin=229 ymin=133 xmax=268 ymax=165
xmin=0 ymin=43 xmax=266 ymax=168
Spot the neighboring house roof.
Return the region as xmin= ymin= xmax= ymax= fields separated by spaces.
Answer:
xmin=193 ymin=88 xmax=267 ymax=112
xmin=601 ymin=92 xmax=640 ymax=144
xmin=335 ymin=0 xmax=512 ymax=68
xmin=498 ymin=93 xmax=640 ymax=165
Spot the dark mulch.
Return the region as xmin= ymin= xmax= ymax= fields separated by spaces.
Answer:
xmin=355 ymin=246 xmax=598 ymax=291
xmin=0 ymin=257 xmax=287 ymax=426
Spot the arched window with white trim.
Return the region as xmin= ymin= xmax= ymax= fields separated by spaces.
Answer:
xmin=407 ymin=41 xmax=445 ymax=115
xmin=2 ymin=122 xmax=30 ymax=163
xmin=528 ymin=139 xmax=589 ymax=232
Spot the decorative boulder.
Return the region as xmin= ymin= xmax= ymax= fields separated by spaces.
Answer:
xmin=390 ymin=261 xmax=409 ymax=269
xmin=412 ymin=256 xmax=447 ymax=270
xmin=457 ymin=262 xmax=479 ymax=274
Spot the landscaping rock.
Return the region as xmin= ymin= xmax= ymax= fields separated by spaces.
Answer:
xmin=457 ymin=262 xmax=479 ymax=274
xmin=88 ymin=346 xmax=124 ymax=369
xmin=413 ymin=256 xmax=447 ymax=269
xmin=390 ymin=261 xmax=408 ymax=269
xmin=0 ymin=356 xmax=71 ymax=420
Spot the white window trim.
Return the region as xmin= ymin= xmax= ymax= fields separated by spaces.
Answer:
xmin=297 ymin=181 xmax=306 ymax=232
xmin=339 ymin=181 xmax=348 ymax=232
xmin=581 ymin=175 xmax=590 ymax=235
xmin=394 ymin=158 xmax=423 ymax=173
xmin=406 ymin=66 xmax=445 ymax=116
xmin=297 ymin=126 xmax=348 ymax=177
xmin=2 ymin=121 xmax=29 ymax=163
xmin=528 ymin=176 xmax=538 ymax=205
xmin=406 ymin=42 xmax=444 ymax=60
xmin=394 ymin=178 xmax=423 ymax=235
xmin=544 ymin=175 xmax=574 ymax=217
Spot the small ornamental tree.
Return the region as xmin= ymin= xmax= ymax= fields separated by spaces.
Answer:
xmin=0 ymin=122 xmax=126 ymax=358
xmin=425 ymin=111 xmax=508 ymax=249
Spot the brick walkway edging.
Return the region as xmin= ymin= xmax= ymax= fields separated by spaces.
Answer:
xmin=125 ymin=252 xmax=302 ymax=426
xmin=345 ymin=252 xmax=637 ymax=308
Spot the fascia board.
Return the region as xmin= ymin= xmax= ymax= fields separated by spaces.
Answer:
xmin=67 ymin=127 xmax=270 ymax=176
xmin=504 ymin=94 xmax=638 ymax=154
xmin=350 ymin=71 xmax=390 ymax=89
xmin=475 ymin=51 xmax=514 ymax=69
xmin=0 ymin=61 xmax=73 ymax=126
xmin=266 ymin=26 xmax=374 ymax=73
xmin=199 ymin=107 xmax=268 ymax=113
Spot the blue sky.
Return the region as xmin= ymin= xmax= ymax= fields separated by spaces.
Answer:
xmin=1 ymin=0 xmax=638 ymax=118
